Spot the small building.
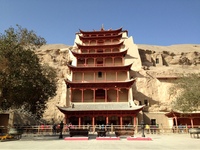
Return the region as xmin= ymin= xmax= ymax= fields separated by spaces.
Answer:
xmin=0 ymin=111 xmax=12 ymax=133
xmin=165 ymin=110 xmax=200 ymax=128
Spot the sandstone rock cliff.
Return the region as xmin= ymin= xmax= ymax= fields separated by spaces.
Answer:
xmin=35 ymin=44 xmax=200 ymax=123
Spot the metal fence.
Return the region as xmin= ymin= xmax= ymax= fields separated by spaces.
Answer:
xmin=1 ymin=124 xmax=199 ymax=135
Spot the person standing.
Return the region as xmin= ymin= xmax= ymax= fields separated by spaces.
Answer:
xmin=59 ymin=121 xmax=64 ymax=139
xmin=145 ymin=124 xmax=150 ymax=134
xmin=52 ymin=124 xmax=57 ymax=135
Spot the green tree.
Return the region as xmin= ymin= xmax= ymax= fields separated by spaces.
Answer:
xmin=0 ymin=25 xmax=57 ymax=119
xmin=0 ymin=24 xmax=46 ymax=50
xmin=170 ymin=73 xmax=200 ymax=112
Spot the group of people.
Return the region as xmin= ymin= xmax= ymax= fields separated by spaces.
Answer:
xmin=145 ymin=124 xmax=159 ymax=134
xmin=52 ymin=121 xmax=73 ymax=135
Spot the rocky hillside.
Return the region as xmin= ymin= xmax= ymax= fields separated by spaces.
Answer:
xmin=35 ymin=44 xmax=200 ymax=123
xmin=135 ymin=44 xmax=200 ymax=113
xmin=138 ymin=44 xmax=200 ymax=67
xmin=35 ymin=44 xmax=71 ymax=123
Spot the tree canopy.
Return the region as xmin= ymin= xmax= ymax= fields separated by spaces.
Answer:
xmin=0 ymin=24 xmax=46 ymax=50
xmin=0 ymin=25 xmax=57 ymax=119
xmin=170 ymin=73 xmax=200 ymax=112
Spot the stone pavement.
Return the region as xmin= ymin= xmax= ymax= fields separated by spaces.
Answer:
xmin=1 ymin=133 xmax=199 ymax=150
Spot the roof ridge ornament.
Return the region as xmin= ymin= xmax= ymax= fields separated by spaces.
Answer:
xmin=101 ymin=24 xmax=104 ymax=31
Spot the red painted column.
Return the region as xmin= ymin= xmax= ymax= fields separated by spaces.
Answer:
xmin=106 ymin=116 xmax=109 ymax=125
xmin=92 ymin=116 xmax=95 ymax=133
xmin=64 ymin=114 xmax=67 ymax=125
xmin=79 ymin=117 xmax=81 ymax=127
xmin=134 ymin=116 xmax=138 ymax=133
xmin=133 ymin=116 xmax=136 ymax=127
xmin=190 ymin=118 xmax=194 ymax=128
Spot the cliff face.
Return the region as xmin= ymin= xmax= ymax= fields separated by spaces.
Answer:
xmin=35 ymin=44 xmax=200 ymax=123
xmin=138 ymin=44 xmax=200 ymax=67
xmin=135 ymin=44 xmax=200 ymax=112
xmin=35 ymin=44 xmax=71 ymax=123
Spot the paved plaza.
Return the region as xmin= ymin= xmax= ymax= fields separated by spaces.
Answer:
xmin=1 ymin=133 xmax=199 ymax=150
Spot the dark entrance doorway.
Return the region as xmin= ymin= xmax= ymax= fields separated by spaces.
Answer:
xmin=0 ymin=114 xmax=9 ymax=134
xmin=96 ymin=116 xmax=105 ymax=125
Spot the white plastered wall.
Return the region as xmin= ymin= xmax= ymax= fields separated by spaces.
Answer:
xmin=124 ymin=36 xmax=142 ymax=71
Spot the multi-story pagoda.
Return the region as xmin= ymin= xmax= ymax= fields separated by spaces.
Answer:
xmin=57 ymin=27 xmax=143 ymax=130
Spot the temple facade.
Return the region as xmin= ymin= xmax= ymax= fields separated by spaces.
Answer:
xmin=57 ymin=27 xmax=144 ymax=128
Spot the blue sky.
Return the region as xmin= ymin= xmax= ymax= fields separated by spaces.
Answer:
xmin=1 ymin=0 xmax=200 ymax=46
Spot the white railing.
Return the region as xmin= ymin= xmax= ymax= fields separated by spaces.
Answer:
xmin=1 ymin=124 xmax=199 ymax=135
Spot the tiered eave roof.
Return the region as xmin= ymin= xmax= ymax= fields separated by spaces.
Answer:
xmin=76 ymin=41 xmax=124 ymax=49
xmin=78 ymin=27 xmax=122 ymax=34
xmin=67 ymin=63 xmax=132 ymax=71
xmin=65 ymin=78 xmax=136 ymax=89
xmin=70 ymin=49 xmax=128 ymax=58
